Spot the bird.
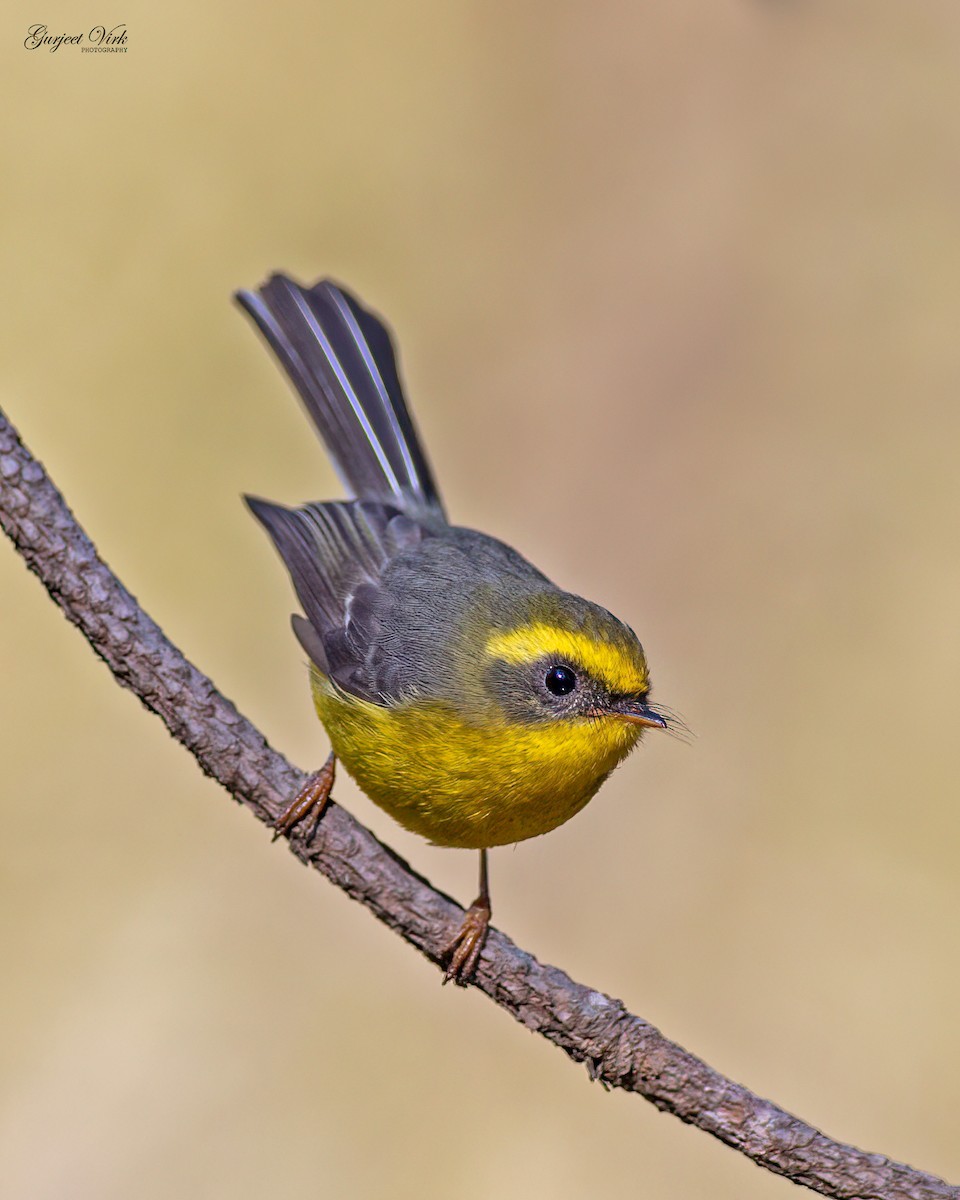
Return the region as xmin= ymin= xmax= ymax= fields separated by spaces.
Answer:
xmin=236 ymin=274 xmax=668 ymax=983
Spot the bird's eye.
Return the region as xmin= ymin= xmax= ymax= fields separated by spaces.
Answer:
xmin=544 ymin=665 xmax=577 ymax=696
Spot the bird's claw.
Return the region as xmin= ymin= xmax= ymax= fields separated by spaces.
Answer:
xmin=272 ymin=754 xmax=336 ymax=844
xmin=442 ymin=899 xmax=491 ymax=986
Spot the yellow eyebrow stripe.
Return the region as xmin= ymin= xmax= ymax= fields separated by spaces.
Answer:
xmin=485 ymin=622 xmax=648 ymax=695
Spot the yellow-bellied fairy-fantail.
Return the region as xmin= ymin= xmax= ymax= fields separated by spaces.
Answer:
xmin=237 ymin=275 xmax=667 ymax=982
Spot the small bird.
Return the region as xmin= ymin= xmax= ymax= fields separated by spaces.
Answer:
xmin=237 ymin=274 xmax=667 ymax=983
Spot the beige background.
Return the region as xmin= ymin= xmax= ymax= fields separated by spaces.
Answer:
xmin=3 ymin=2 xmax=959 ymax=1197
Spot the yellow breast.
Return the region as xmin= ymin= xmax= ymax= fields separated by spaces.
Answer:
xmin=311 ymin=671 xmax=641 ymax=848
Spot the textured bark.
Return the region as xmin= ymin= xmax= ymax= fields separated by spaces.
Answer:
xmin=1 ymin=405 xmax=955 ymax=1200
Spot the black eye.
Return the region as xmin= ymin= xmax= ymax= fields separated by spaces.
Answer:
xmin=545 ymin=665 xmax=577 ymax=696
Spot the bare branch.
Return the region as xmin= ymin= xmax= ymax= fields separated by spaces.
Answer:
xmin=1 ymin=405 xmax=955 ymax=1200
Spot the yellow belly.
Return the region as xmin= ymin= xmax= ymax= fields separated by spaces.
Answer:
xmin=311 ymin=672 xmax=641 ymax=848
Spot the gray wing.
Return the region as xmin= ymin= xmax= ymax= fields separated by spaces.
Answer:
xmin=246 ymin=496 xmax=429 ymax=701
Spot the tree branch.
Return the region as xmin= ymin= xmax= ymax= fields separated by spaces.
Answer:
xmin=1 ymin=404 xmax=954 ymax=1200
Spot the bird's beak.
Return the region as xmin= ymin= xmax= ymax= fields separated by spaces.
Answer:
xmin=614 ymin=697 xmax=668 ymax=729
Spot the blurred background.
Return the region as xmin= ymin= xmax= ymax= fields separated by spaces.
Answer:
xmin=3 ymin=1 xmax=959 ymax=1196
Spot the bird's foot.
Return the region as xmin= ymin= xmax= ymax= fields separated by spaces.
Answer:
xmin=442 ymin=897 xmax=491 ymax=986
xmin=272 ymin=753 xmax=336 ymax=844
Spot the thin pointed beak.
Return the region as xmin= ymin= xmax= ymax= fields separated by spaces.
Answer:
xmin=615 ymin=698 xmax=668 ymax=729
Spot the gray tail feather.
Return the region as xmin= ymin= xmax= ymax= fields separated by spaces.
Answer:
xmin=236 ymin=273 xmax=445 ymax=519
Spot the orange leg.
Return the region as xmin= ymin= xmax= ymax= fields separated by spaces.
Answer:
xmin=443 ymin=848 xmax=491 ymax=985
xmin=272 ymin=753 xmax=336 ymax=844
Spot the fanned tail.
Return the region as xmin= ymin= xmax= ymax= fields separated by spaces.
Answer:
xmin=236 ymin=274 xmax=445 ymax=519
